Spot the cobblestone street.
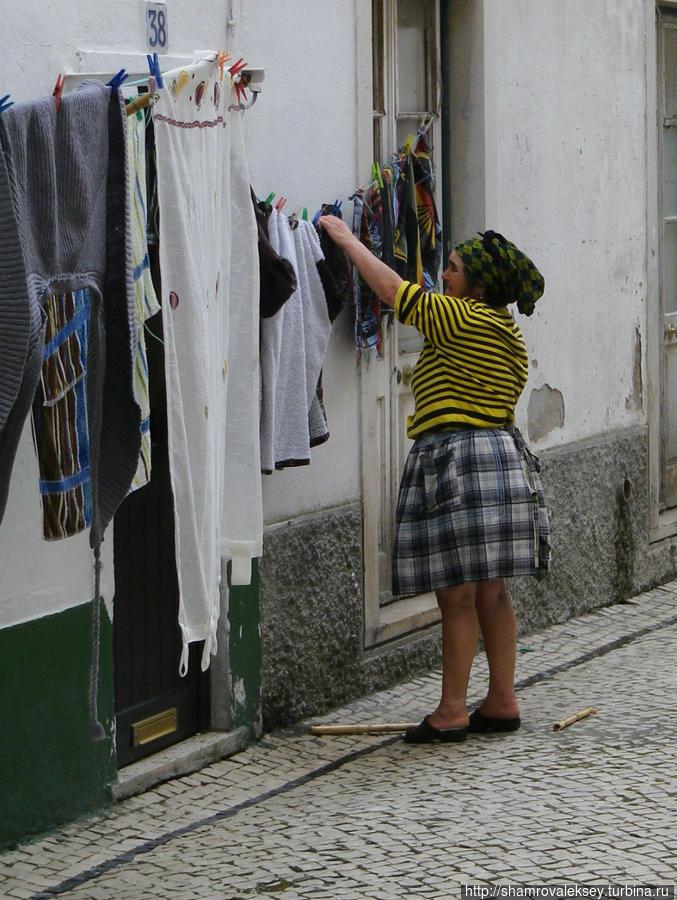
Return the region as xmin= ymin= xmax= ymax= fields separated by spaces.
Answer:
xmin=2 ymin=584 xmax=676 ymax=900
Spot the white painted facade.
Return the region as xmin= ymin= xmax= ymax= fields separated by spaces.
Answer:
xmin=0 ymin=0 xmax=671 ymax=632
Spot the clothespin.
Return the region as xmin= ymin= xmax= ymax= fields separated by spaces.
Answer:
xmin=302 ymin=207 xmax=308 ymax=221
xmin=0 ymin=94 xmax=13 ymax=114
xmin=146 ymin=52 xmax=164 ymax=89
xmin=107 ymin=69 xmax=129 ymax=97
xmin=217 ymin=51 xmax=231 ymax=81
xmin=331 ymin=198 xmax=343 ymax=215
xmin=264 ymin=192 xmax=275 ymax=207
xmin=312 ymin=209 xmax=323 ymax=226
xmin=375 ymin=164 xmax=384 ymax=189
xmin=275 ymin=196 xmax=287 ymax=212
xmin=52 ymin=74 xmax=66 ymax=112
xmin=228 ymin=58 xmax=248 ymax=78
xmin=234 ymin=79 xmax=248 ymax=105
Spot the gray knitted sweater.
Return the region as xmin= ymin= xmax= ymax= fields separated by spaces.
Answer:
xmin=0 ymin=80 xmax=140 ymax=546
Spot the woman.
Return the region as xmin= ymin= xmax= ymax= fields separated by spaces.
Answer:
xmin=318 ymin=215 xmax=550 ymax=743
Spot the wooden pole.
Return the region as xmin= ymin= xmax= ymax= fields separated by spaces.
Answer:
xmin=553 ymin=707 xmax=597 ymax=732
xmin=309 ymin=723 xmax=418 ymax=735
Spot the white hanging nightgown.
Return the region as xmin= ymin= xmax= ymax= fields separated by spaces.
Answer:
xmin=153 ymin=56 xmax=262 ymax=673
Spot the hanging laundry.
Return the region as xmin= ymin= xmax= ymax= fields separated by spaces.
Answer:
xmin=315 ymin=202 xmax=351 ymax=324
xmin=350 ymin=129 xmax=442 ymax=359
xmin=221 ymin=107 xmax=263 ymax=588
xmin=259 ymin=209 xmax=333 ymax=472
xmin=153 ymin=55 xmax=263 ymax=674
xmin=126 ymin=108 xmax=161 ymax=491
xmin=252 ymin=189 xmax=297 ymax=319
xmin=351 ymin=188 xmax=391 ymax=359
xmin=32 ymin=289 xmax=92 ymax=540
xmin=0 ymin=81 xmax=140 ymax=545
xmin=394 ymin=131 xmax=442 ymax=291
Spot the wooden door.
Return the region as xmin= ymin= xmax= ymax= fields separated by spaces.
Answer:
xmin=113 ymin=308 xmax=209 ymax=767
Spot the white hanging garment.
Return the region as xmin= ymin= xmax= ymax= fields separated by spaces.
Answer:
xmin=259 ymin=213 xmax=332 ymax=472
xmin=153 ymin=56 xmax=233 ymax=673
xmin=126 ymin=111 xmax=161 ymax=491
xmin=292 ymin=221 xmax=332 ymax=444
xmin=221 ymin=107 xmax=263 ymax=586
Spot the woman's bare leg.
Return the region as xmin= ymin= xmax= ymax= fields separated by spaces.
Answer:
xmin=475 ymin=578 xmax=520 ymax=719
xmin=428 ymin=583 xmax=478 ymax=730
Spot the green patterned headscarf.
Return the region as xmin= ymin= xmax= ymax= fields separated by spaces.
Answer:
xmin=455 ymin=230 xmax=544 ymax=316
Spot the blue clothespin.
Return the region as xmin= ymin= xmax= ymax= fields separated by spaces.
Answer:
xmin=106 ymin=69 xmax=129 ymax=97
xmin=147 ymin=52 xmax=164 ymax=90
xmin=0 ymin=94 xmax=13 ymax=114
xmin=331 ymin=198 xmax=343 ymax=216
xmin=312 ymin=209 xmax=323 ymax=226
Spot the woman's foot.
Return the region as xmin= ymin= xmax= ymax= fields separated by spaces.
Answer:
xmin=427 ymin=706 xmax=470 ymax=732
xmin=403 ymin=716 xmax=468 ymax=744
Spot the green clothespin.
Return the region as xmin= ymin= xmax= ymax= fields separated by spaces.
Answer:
xmin=302 ymin=207 xmax=308 ymax=221
xmin=264 ymin=192 xmax=275 ymax=207
xmin=375 ymin=163 xmax=384 ymax=189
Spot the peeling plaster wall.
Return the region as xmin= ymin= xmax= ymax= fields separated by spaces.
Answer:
xmin=485 ymin=0 xmax=648 ymax=452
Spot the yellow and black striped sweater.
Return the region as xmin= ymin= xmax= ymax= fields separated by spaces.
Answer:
xmin=394 ymin=281 xmax=528 ymax=439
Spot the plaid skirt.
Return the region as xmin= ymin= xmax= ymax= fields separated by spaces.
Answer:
xmin=392 ymin=426 xmax=550 ymax=598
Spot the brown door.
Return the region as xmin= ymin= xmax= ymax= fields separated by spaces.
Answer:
xmin=113 ymin=308 xmax=209 ymax=767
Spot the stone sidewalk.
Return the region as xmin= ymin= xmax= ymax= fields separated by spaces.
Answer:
xmin=2 ymin=584 xmax=677 ymax=899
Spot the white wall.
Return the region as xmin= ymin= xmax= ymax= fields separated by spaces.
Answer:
xmin=0 ymin=0 xmax=363 ymax=627
xmin=485 ymin=0 xmax=648 ymax=450
xmin=237 ymin=1 xmax=363 ymax=523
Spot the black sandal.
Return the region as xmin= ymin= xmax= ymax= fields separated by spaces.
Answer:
xmin=403 ymin=715 xmax=468 ymax=744
xmin=468 ymin=708 xmax=521 ymax=733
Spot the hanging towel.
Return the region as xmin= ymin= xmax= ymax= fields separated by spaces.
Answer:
xmin=293 ymin=220 xmax=333 ymax=448
xmin=32 ymin=289 xmax=93 ymax=540
xmin=0 ymin=81 xmax=140 ymax=544
xmin=259 ymin=212 xmax=333 ymax=471
xmin=252 ymin=190 xmax=297 ymax=319
xmin=153 ymin=56 xmax=261 ymax=672
xmin=221 ymin=109 xmax=263 ymax=586
xmin=126 ymin=110 xmax=161 ymax=491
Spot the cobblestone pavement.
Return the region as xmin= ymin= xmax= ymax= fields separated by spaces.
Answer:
xmin=2 ymin=584 xmax=677 ymax=899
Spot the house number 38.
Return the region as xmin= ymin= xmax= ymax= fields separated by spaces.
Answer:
xmin=146 ymin=2 xmax=169 ymax=51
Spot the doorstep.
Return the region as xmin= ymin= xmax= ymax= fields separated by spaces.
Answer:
xmin=111 ymin=727 xmax=250 ymax=801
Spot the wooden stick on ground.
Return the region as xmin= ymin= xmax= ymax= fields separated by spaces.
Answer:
xmin=553 ymin=707 xmax=597 ymax=732
xmin=309 ymin=723 xmax=418 ymax=735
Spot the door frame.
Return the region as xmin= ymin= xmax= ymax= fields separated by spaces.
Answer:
xmin=649 ymin=1 xmax=677 ymax=540
xmin=358 ymin=0 xmax=445 ymax=647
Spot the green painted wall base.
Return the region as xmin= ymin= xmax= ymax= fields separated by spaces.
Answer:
xmin=0 ymin=602 xmax=116 ymax=850
xmin=228 ymin=560 xmax=262 ymax=738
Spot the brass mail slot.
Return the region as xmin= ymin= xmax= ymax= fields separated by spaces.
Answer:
xmin=132 ymin=708 xmax=178 ymax=747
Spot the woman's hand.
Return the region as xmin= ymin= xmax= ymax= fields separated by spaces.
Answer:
xmin=320 ymin=214 xmax=402 ymax=308
xmin=318 ymin=215 xmax=357 ymax=251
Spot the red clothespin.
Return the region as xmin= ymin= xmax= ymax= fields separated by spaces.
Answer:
xmin=228 ymin=57 xmax=247 ymax=78
xmin=275 ymin=197 xmax=287 ymax=212
xmin=234 ymin=79 xmax=248 ymax=105
xmin=53 ymin=74 xmax=66 ymax=112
